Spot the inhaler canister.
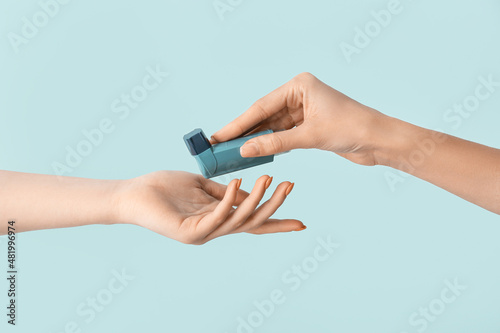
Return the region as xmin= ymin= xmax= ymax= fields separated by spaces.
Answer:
xmin=183 ymin=128 xmax=274 ymax=178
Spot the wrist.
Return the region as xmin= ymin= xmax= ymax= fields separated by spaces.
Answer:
xmin=370 ymin=114 xmax=440 ymax=170
xmin=370 ymin=115 xmax=408 ymax=167
xmin=102 ymin=178 xmax=134 ymax=226
xmin=332 ymin=105 xmax=415 ymax=167
xmin=112 ymin=174 xmax=160 ymax=228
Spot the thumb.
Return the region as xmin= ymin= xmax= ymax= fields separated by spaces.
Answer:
xmin=240 ymin=128 xmax=307 ymax=157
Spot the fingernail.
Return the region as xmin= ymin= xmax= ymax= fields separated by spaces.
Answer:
xmin=265 ymin=176 xmax=273 ymax=189
xmin=295 ymin=225 xmax=307 ymax=231
xmin=285 ymin=182 xmax=295 ymax=196
xmin=210 ymin=136 xmax=219 ymax=143
xmin=237 ymin=178 xmax=242 ymax=189
xmin=240 ymin=142 xmax=259 ymax=157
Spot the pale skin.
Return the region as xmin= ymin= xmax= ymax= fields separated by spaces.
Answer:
xmin=0 ymin=171 xmax=304 ymax=244
xmin=211 ymin=73 xmax=500 ymax=215
xmin=2 ymin=73 xmax=498 ymax=244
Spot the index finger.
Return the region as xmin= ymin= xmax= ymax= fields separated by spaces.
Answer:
xmin=211 ymin=81 xmax=290 ymax=143
xmin=201 ymin=177 xmax=249 ymax=204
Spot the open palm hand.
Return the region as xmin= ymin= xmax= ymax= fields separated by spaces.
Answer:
xmin=119 ymin=171 xmax=304 ymax=244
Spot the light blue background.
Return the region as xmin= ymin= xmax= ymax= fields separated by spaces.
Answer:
xmin=1 ymin=0 xmax=499 ymax=332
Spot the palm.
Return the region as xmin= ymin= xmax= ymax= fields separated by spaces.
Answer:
xmin=132 ymin=171 xmax=221 ymax=235
xmin=250 ymin=88 xmax=378 ymax=166
xmin=122 ymin=171 xmax=302 ymax=244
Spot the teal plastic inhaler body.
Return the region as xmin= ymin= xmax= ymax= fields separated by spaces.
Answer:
xmin=183 ymin=128 xmax=274 ymax=178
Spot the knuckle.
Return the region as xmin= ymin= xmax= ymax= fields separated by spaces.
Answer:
xmin=269 ymin=135 xmax=284 ymax=153
xmin=235 ymin=121 xmax=247 ymax=136
xmin=179 ymin=234 xmax=200 ymax=245
xmin=252 ymin=99 xmax=270 ymax=121
xmin=293 ymin=72 xmax=317 ymax=85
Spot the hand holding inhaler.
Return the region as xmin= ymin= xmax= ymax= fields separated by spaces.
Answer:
xmin=212 ymin=73 xmax=500 ymax=215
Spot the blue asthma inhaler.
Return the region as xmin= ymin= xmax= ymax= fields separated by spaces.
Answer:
xmin=183 ymin=128 xmax=274 ymax=178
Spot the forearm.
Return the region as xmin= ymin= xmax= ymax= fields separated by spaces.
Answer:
xmin=374 ymin=116 xmax=500 ymax=214
xmin=0 ymin=171 xmax=125 ymax=234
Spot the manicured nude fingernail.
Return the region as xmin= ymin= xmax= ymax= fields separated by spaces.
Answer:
xmin=210 ymin=136 xmax=219 ymax=143
xmin=265 ymin=176 xmax=273 ymax=189
xmin=285 ymin=183 xmax=295 ymax=196
xmin=295 ymin=225 xmax=307 ymax=231
xmin=240 ymin=142 xmax=259 ymax=157
xmin=237 ymin=178 xmax=242 ymax=189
